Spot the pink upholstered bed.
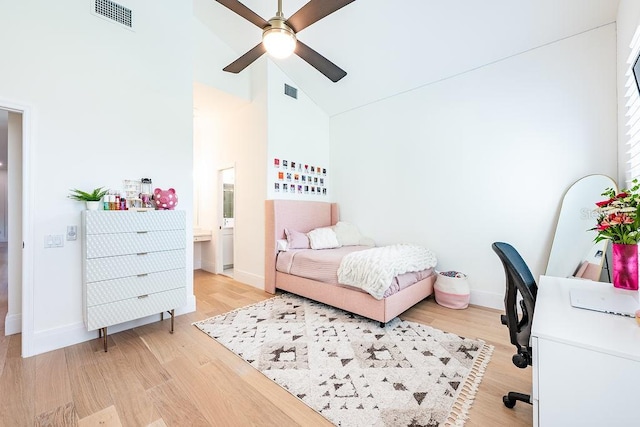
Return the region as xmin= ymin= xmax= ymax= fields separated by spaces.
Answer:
xmin=265 ymin=200 xmax=436 ymax=324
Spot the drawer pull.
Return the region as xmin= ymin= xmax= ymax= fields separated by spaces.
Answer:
xmin=137 ymin=294 xmax=149 ymax=299
xmin=137 ymin=252 xmax=148 ymax=256
xmin=137 ymin=273 xmax=148 ymax=277
xmin=136 ymin=231 xmax=148 ymax=234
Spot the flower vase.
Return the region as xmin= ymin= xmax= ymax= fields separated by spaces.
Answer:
xmin=612 ymin=243 xmax=639 ymax=291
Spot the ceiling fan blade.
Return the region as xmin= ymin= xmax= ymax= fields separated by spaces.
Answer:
xmin=295 ymin=41 xmax=346 ymax=82
xmin=286 ymin=0 xmax=356 ymax=33
xmin=215 ymin=0 xmax=268 ymax=28
xmin=223 ymin=43 xmax=267 ymax=73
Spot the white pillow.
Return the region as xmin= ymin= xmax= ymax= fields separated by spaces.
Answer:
xmin=333 ymin=221 xmax=363 ymax=246
xmin=276 ymin=239 xmax=289 ymax=251
xmin=307 ymin=227 xmax=341 ymax=250
xmin=359 ymin=236 xmax=376 ymax=247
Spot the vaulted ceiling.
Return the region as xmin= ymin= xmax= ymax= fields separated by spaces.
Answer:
xmin=195 ymin=0 xmax=619 ymax=116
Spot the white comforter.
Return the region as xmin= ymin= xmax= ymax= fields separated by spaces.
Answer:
xmin=337 ymin=244 xmax=437 ymax=300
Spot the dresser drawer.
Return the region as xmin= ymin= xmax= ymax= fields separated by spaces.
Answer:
xmin=86 ymin=288 xmax=186 ymax=330
xmin=84 ymin=210 xmax=185 ymax=234
xmin=86 ymin=268 xmax=185 ymax=306
xmin=86 ymin=230 xmax=185 ymax=258
xmin=85 ymin=249 xmax=185 ymax=282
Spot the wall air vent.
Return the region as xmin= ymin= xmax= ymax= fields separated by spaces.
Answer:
xmin=284 ymin=84 xmax=298 ymax=99
xmin=92 ymin=0 xmax=133 ymax=29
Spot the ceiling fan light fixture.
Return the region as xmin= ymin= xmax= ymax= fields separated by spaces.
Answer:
xmin=262 ymin=20 xmax=297 ymax=59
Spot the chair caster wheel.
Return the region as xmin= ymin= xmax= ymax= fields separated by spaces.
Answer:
xmin=503 ymin=395 xmax=516 ymax=408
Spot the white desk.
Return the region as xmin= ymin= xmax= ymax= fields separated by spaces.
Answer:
xmin=532 ymin=276 xmax=640 ymax=426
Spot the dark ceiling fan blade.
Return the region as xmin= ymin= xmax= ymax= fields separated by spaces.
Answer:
xmin=223 ymin=43 xmax=267 ymax=73
xmin=215 ymin=0 xmax=268 ymax=28
xmin=286 ymin=0 xmax=356 ymax=33
xmin=295 ymin=41 xmax=346 ymax=82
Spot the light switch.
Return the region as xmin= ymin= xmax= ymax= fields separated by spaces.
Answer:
xmin=45 ymin=234 xmax=64 ymax=248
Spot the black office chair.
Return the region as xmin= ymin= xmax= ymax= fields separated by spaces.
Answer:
xmin=491 ymin=242 xmax=538 ymax=408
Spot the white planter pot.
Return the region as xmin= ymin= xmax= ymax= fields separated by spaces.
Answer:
xmin=86 ymin=201 xmax=101 ymax=211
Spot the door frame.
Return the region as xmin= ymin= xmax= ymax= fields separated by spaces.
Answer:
xmin=0 ymin=98 xmax=33 ymax=357
xmin=216 ymin=165 xmax=235 ymax=274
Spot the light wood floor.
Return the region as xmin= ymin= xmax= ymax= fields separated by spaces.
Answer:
xmin=0 ymin=269 xmax=533 ymax=426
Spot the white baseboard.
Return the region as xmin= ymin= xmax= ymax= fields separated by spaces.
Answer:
xmin=5 ymin=313 xmax=21 ymax=335
xmin=469 ymin=289 xmax=503 ymax=310
xmin=28 ymin=294 xmax=197 ymax=357
xmin=233 ymin=269 xmax=264 ymax=289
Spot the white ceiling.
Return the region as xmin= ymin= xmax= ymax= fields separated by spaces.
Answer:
xmin=195 ymin=0 xmax=619 ymax=116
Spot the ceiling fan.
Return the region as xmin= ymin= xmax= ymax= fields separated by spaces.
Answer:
xmin=215 ymin=0 xmax=355 ymax=82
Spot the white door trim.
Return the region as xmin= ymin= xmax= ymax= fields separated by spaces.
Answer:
xmin=216 ymin=164 xmax=235 ymax=275
xmin=0 ymin=98 xmax=33 ymax=357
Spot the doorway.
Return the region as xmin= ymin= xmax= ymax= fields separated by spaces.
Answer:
xmin=219 ymin=167 xmax=235 ymax=278
xmin=0 ymin=110 xmax=7 ymax=337
xmin=0 ymin=105 xmax=25 ymax=344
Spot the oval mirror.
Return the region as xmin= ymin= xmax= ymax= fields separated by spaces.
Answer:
xmin=546 ymin=174 xmax=618 ymax=280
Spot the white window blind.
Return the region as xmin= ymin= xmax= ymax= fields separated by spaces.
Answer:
xmin=624 ymin=25 xmax=640 ymax=186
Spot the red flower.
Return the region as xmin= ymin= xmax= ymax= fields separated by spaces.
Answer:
xmin=607 ymin=213 xmax=634 ymax=225
xmin=616 ymin=192 xmax=629 ymax=199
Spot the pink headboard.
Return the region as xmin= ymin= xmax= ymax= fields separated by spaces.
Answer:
xmin=264 ymin=200 xmax=339 ymax=293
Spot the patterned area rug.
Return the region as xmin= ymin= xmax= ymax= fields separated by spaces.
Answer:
xmin=193 ymin=293 xmax=493 ymax=426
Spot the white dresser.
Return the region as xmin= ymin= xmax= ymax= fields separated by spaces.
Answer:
xmin=82 ymin=210 xmax=186 ymax=351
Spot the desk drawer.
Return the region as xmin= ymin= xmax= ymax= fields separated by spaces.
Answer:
xmin=86 ymin=268 xmax=185 ymax=306
xmin=85 ymin=210 xmax=185 ymax=234
xmin=86 ymin=230 xmax=185 ymax=258
xmin=85 ymin=250 xmax=185 ymax=282
xmin=86 ymin=288 xmax=185 ymax=330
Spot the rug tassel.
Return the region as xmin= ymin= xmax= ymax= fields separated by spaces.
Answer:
xmin=445 ymin=342 xmax=495 ymax=427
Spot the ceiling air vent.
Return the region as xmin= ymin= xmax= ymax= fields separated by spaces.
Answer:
xmin=284 ymin=84 xmax=298 ymax=99
xmin=93 ymin=0 xmax=133 ymax=29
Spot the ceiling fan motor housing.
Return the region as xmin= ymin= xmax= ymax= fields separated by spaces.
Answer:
xmin=216 ymin=0 xmax=353 ymax=82
xmin=262 ymin=18 xmax=297 ymax=58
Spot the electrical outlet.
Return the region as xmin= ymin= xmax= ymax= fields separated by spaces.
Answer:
xmin=67 ymin=225 xmax=77 ymax=241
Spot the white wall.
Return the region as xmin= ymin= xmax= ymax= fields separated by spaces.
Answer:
xmin=0 ymin=0 xmax=195 ymax=356
xmin=266 ymin=62 xmax=331 ymax=201
xmin=330 ymin=25 xmax=617 ymax=309
xmin=617 ymin=1 xmax=640 ymax=186
xmin=193 ymin=58 xmax=268 ymax=288
xmin=193 ymin=57 xmax=329 ymax=288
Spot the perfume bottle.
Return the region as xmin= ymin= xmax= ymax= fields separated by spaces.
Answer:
xmin=140 ymin=178 xmax=152 ymax=208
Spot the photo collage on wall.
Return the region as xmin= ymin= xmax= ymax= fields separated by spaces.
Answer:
xmin=273 ymin=157 xmax=327 ymax=196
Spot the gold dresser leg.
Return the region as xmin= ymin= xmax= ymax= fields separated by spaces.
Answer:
xmin=99 ymin=327 xmax=108 ymax=352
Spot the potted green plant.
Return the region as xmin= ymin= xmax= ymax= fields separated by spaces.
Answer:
xmin=68 ymin=187 xmax=108 ymax=210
